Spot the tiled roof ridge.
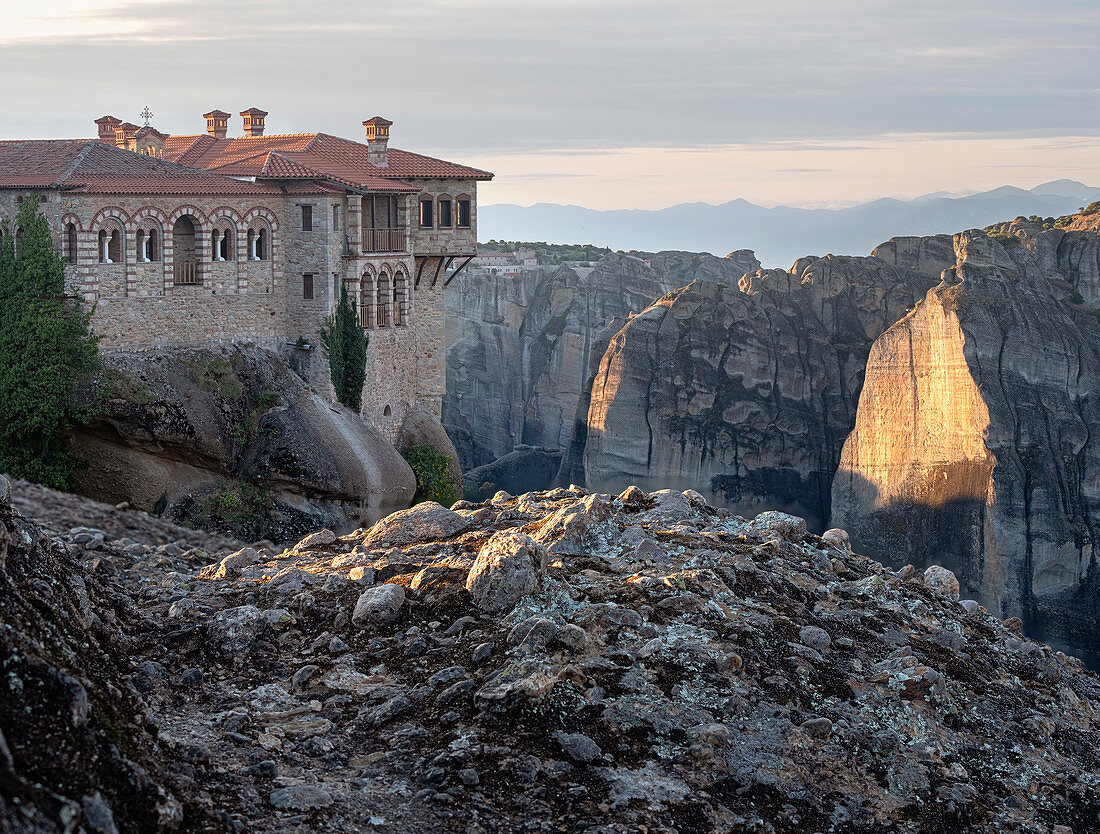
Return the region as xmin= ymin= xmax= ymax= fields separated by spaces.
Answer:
xmin=55 ymin=141 xmax=99 ymax=186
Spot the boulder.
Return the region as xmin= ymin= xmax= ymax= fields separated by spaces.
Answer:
xmin=466 ymin=531 xmax=547 ymax=614
xmin=351 ymin=583 xmax=406 ymax=626
xmin=362 ymin=502 xmax=469 ymax=549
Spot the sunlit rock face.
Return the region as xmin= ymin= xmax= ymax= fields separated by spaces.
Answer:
xmin=443 ymin=250 xmax=759 ymax=471
xmin=573 ymin=254 xmax=938 ymax=529
xmin=833 ymin=223 xmax=1100 ymax=664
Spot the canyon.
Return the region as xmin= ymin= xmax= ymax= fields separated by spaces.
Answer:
xmin=445 ymin=213 xmax=1100 ymax=664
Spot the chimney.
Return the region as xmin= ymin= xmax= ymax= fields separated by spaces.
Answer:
xmin=95 ymin=115 xmax=121 ymax=143
xmin=203 ymin=109 xmax=231 ymax=139
xmin=363 ymin=116 xmax=392 ymax=167
xmin=240 ymin=108 xmax=268 ymax=137
xmin=114 ymin=122 xmax=139 ymax=151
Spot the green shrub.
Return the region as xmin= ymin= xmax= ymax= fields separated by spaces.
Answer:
xmin=0 ymin=199 xmax=99 ymax=488
xmin=321 ymin=284 xmax=367 ymax=409
xmin=402 ymin=442 xmax=457 ymax=507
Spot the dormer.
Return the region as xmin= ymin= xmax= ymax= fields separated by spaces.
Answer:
xmin=204 ymin=109 xmax=231 ymax=139
xmin=114 ymin=122 xmax=139 ymax=151
xmin=241 ymin=108 xmax=268 ymax=137
xmin=95 ymin=115 xmax=121 ymax=143
xmin=363 ymin=116 xmax=392 ymax=167
xmin=135 ymin=125 xmax=168 ymax=158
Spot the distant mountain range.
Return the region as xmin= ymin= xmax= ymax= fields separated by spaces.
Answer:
xmin=480 ymin=180 xmax=1100 ymax=267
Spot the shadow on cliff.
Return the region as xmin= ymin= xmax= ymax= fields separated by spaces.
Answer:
xmin=837 ymin=468 xmax=1100 ymax=671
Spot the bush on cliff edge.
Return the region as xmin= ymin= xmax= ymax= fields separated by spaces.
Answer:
xmin=0 ymin=200 xmax=99 ymax=488
xmin=403 ymin=442 xmax=458 ymax=507
xmin=321 ymin=283 xmax=367 ymax=410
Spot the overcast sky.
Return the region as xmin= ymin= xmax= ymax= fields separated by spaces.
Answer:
xmin=3 ymin=0 xmax=1100 ymax=208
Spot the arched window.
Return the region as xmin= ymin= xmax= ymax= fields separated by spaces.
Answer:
xmin=247 ymin=224 xmax=269 ymax=260
xmin=376 ymin=270 xmax=391 ymax=327
xmin=65 ymin=223 xmax=77 ymax=263
xmin=211 ymin=220 xmax=236 ymax=262
xmin=98 ymin=226 xmax=121 ymax=263
xmin=132 ymin=220 xmax=161 ymax=263
xmin=456 ymin=194 xmax=472 ymax=228
xmin=173 ymin=215 xmax=200 ymax=284
xmin=360 ymin=271 xmax=375 ymax=328
xmin=437 ymin=195 xmax=453 ymax=229
xmin=393 ymin=269 xmax=408 ymax=326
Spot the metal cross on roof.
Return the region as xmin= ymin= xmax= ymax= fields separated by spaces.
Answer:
xmin=140 ymin=106 xmax=154 ymax=126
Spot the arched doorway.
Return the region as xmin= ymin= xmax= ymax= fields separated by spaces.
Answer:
xmin=173 ymin=215 xmax=199 ymax=284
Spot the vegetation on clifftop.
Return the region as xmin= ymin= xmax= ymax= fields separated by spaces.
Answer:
xmin=0 ymin=200 xmax=99 ymax=488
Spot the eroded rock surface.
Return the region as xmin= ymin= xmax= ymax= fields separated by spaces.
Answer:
xmin=444 ymin=250 xmax=760 ymax=471
xmin=6 ymin=480 xmax=1100 ymax=832
xmin=73 ymin=344 xmax=415 ymax=543
xmin=572 ymin=254 xmax=938 ymax=527
xmin=833 ymin=223 xmax=1100 ymax=666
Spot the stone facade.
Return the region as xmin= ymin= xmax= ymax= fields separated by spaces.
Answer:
xmin=0 ymin=121 xmax=491 ymax=443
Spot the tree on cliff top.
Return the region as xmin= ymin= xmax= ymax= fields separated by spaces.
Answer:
xmin=0 ymin=200 xmax=99 ymax=489
xmin=321 ymin=283 xmax=367 ymax=410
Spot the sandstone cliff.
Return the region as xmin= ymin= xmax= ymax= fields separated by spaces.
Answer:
xmin=443 ymin=250 xmax=760 ymax=471
xmin=571 ymin=254 xmax=939 ymax=528
xmin=832 ymin=222 xmax=1100 ymax=666
xmin=73 ymin=345 xmax=415 ymax=543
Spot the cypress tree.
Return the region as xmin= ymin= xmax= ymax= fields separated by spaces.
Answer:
xmin=0 ymin=199 xmax=99 ymax=488
xmin=321 ymin=283 xmax=367 ymax=410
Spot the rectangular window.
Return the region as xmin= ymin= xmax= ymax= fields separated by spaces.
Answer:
xmin=419 ymin=199 xmax=433 ymax=229
xmin=333 ymin=205 xmax=341 ymax=231
xmin=457 ymin=199 xmax=471 ymax=228
xmin=439 ymin=199 xmax=452 ymax=228
xmin=301 ymin=205 xmax=313 ymax=232
xmin=302 ymin=273 xmax=314 ymax=300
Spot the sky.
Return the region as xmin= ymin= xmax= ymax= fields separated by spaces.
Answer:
xmin=3 ymin=0 xmax=1100 ymax=209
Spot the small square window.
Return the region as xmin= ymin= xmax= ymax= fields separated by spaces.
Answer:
xmin=419 ymin=199 xmax=433 ymax=229
xmin=439 ymin=199 xmax=452 ymax=228
xmin=301 ymin=205 xmax=313 ymax=232
xmin=457 ymin=199 xmax=471 ymax=228
xmin=302 ymin=273 xmax=314 ymax=300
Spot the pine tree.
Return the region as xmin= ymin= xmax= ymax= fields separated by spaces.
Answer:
xmin=0 ymin=199 xmax=99 ymax=488
xmin=321 ymin=283 xmax=367 ymax=410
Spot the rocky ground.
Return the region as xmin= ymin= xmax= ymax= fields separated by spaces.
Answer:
xmin=3 ymin=477 xmax=1100 ymax=833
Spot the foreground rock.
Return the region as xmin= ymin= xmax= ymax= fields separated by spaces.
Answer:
xmin=833 ymin=224 xmax=1100 ymax=666
xmin=5 ymin=480 xmax=1100 ymax=832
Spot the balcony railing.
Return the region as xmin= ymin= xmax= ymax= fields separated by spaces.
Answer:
xmin=362 ymin=227 xmax=406 ymax=254
xmin=173 ymin=260 xmax=201 ymax=285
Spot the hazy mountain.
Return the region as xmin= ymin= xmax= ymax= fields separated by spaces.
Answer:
xmin=480 ymin=180 xmax=1100 ymax=267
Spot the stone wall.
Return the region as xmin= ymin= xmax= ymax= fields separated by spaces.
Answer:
xmin=407 ymin=180 xmax=477 ymax=255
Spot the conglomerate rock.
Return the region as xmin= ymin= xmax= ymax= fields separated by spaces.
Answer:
xmin=71 ymin=344 xmax=415 ymax=543
xmin=570 ymin=254 xmax=938 ymax=528
xmin=5 ymin=480 xmax=1100 ymax=832
xmin=832 ymin=222 xmax=1100 ymax=666
xmin=443 ymin=250 xmax=761 ymax=472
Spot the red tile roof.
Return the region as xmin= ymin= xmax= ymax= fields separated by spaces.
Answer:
xmin=163 ymin=132 xmax=493 ymax=189
xmin=0 ymin=139 xmax=325 ymax=196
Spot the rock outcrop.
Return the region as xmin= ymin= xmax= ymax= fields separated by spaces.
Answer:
xmin=73 ymin=345 xmax=415 ymax=543
xmin=7 ymin=479 xmax=1100 ymax=832
xmin=462 ymin=445 xmax=563 ymax=501
xmin=571 ymin=254 xmax=939 ymax=528
xmin=443 ymin=250 xmax=760 ymax=471
xmin=833 ymin=222 xmax=1100 ymax=666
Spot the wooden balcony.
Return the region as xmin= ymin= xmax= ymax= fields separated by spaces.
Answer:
xmin=173 ymin=260 xmax=201 ymax=285
xmin=362 ymin=227 xmax=406 ymax=254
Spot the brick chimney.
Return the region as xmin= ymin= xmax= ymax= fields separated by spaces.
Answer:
xmin=203 ymin=110 xmax=231 ymax=139
xmin=113 ymin=122 xmax=139 ymax=151
xmin=363 ymin=117 xmax=392 ymax=167
xmin=240 ymin=108 xmax=268 ymax=137
xmin=95 ymin=115 xmax=121 ymax=143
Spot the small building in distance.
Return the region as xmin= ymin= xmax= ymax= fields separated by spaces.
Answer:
xmin=0 ymin=109 xmax=493 ymax=440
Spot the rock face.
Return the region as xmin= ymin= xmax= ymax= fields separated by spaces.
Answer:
xmin=833 ymin=222 xmax=1100 ymax=666
xmin=7 ymin=480 xmax=1100 ymax=832
xmin=73 ymin=344 xmax=415 ymax=543
xmin=572 ymin=254 xmax=938 ymax=528
xmin=462 ymin=445 xmax=563 ymax=501
xmin=443 ymin=250 xmax=760 ymax=471
xmin=0 ymin=485 xmax=214 ymax=831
